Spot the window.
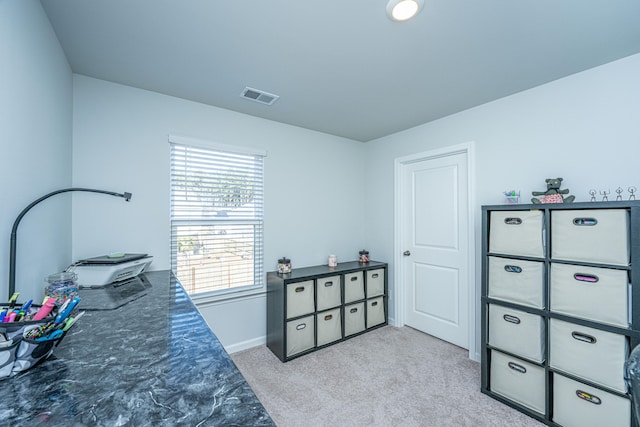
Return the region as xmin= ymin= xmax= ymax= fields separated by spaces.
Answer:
xmin=169 ymin=136 xmax=265 ymax=298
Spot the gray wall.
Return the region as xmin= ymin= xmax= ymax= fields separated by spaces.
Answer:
xmin=365 ymin=53 xmax=640 ymax=359
xmin=0 ymin=0 xmax=73 ymax=301
xmin=71 ymin=75 xmax=367 ymax=350
xmin=4 ymin=1 xmax=639 ymax=354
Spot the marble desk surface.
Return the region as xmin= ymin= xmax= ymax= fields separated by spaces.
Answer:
xmin=1 ymin=270 xmax=274 ymax=426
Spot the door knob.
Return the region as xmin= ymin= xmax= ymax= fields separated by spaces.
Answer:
xmin=403 ymin=250 xmax=411 ymax=256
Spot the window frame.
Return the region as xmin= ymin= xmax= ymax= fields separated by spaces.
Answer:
xmin=169 ymin=134 xmax=267 ymax=303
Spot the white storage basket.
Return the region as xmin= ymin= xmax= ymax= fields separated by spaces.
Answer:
xmin=488 ymin=257 xmax=544 ymax=309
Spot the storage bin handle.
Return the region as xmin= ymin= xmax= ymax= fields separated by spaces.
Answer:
xmin=296 ymin=323 xmax=307 ymax=330
xmin=576 ymin=390 xmax=601 ymax=405
xmin=324 ymin=281 xmax=333 ymax=287
xmin=295 ymin=286 xmax=305 ymax=293
xmin=350 ymin=276 xmax=358 ymax=282
xmin=503 ymin=314 xmax=520 ymax=324
xmin=507 ymin=362 xmax=527 ymax=374
xmin=350 ymin=307 xmax=358 ymax=313
xmin=571 ymin=331 xmax=597 ymax=344
xmin=504 ymin=265 xmax=522 ymax=274
xmin=372 ymin=273 xmax=379 ymax=278
xmin=371 ymin=301 xmax=378 ymax=307
xmin=573 ymin=217 xmax=598 ymax=226
xmin=324 ymin=314 xmax=333 ymax=321
xmin=574 ymin=273 xmax=599 ymax=283
xmin=504 ymin=217 xmax=522 ymax=225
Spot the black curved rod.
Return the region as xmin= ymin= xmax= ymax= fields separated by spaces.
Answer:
xmin=8 ymin=188 xmax=132 ymax=298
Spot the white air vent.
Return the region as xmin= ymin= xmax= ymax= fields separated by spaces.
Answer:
xmin=241 ymin=87 xmax=279 ymax=105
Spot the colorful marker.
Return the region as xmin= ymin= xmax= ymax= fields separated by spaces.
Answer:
xmin=63 ymin=311 xmax=85 ymax=332
xmin=8 ymin=292 xmax=19 ymax=308
xmin=16 ymin=299 xmax=33 ymax=321
xmin=54 ymin=297 xmax=80 ymax=324
xmin=33 ymin=297 xmax=57 ymax=321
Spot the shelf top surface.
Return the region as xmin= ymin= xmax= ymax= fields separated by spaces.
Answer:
xmin=268 ymin=260 xmax=387 ymax=281
xmin=482 ymin=200 xmax=640 ymax=211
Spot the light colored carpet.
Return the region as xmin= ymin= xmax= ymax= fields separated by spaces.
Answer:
xmin=231 ymin=326 xmax=545 ymax=427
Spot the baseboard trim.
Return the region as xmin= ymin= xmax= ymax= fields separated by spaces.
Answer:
xmin=225 ymin=335 xmax=266 ymax=354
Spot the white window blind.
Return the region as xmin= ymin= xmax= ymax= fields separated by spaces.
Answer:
xmin=170 ymin=140 xmax=264 ymax=297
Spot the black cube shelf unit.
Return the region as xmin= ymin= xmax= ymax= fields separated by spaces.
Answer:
xmin=481 ymin=201 xmax=640 ymax=427
xmin=267 ymin=260 xmax=388 ymax=362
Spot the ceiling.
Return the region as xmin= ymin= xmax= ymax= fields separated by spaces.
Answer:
xmin=40 ymin=0 xmax=640 ymax=142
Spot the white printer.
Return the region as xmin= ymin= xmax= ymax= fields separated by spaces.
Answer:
xmin=67 ymin=253 xmax=153 ymax=287
xmin=70 ymin=253 xmax=154 ymax=310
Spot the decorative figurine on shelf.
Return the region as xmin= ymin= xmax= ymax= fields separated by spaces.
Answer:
xmin=531 ymin=177 xmax=575 ymax=204
xmin=503 ymin=190 xmax=520 ymax=204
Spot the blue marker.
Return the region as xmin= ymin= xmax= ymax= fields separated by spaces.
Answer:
xmin=16 ymin=299 xmax=33 ymax=321
xmin=54 ymin=297 xmax=81 ymax=325
xmin=20 ymin=299 xmax=33 ymax=312
xmin=0 ymin=309 xmax=7 ymax=322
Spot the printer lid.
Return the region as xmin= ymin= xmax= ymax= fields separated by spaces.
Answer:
xmin=78 ymin=253 xmax=148 ymax=265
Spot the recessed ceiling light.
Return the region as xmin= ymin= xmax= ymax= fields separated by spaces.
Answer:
xmin=386 ymin=0 xmax=424 ymax=21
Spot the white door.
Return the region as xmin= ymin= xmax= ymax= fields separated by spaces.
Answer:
xmin=402 ymin=152 xmax=469 ymax=348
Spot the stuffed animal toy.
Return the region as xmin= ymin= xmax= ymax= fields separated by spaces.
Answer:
xmin=531 ymin=177 xmax=575 ymax=204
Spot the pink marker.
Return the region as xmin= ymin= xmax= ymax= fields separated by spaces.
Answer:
xmin=33 ymin=297 xmax=57 ymax=321
xmin=6 ymin=312 xmax=17 ymax=323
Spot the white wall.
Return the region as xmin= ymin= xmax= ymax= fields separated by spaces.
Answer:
xmin=0 ymin=0 xmax=72 ymax=302
xmin=365 ymin=53 xmax=640 ymax=359
xmin=12 ymin=1 xmax=638 ymax=354
xmin=72 ymin=75 xmax=367 ymax=349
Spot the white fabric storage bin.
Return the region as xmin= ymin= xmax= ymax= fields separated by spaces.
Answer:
xmin=488 ymin=257 xmax=544 ymax=309
xmin=344 ymin=272 xmax=364 ymax=303
xmin=549 ymin=318 xmax=627 ymax=393
xmin=488 ymin=304 xmax=544 ymax=363
xmin=344 ymin=302 xmax=365 ymax=337
xmin=286 ymin=315 xmax=315 ymax=357
xmin=286 ymin=280 xmax=315 ymax=319
xmin=316 ymin=275 xmax=341 ymax=311
xmin=366 ymin=297 xmax=385 ymax=328
xmin=551 ymin=209 xmax=630 ymax=266
xmin=553 ymin=373 xmax=630 ymax=427
xmin=316 ymin=308 xmax=342 ymax=347
xmin=489 ymin=210 xmax=544 ymax=258
xmin=366 ymin=269 xmax=385 ymax=298
xmin=489 ymin=350 xmax=545 ymax=415
xmin=550 ymin=263 xmax=629 ymax=327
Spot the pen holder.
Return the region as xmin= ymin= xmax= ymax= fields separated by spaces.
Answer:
xmin=0 ymin=336 xmax=21 ymax=379
xmin=0 ymin=330 xmax=67 ymax=380
xmin=0 ymin=302 xmax=63 ymax=380
xmin=12 ymin=330 xmax=66 ymax=376
xmin=0 ymin=305 xmax=48 ymax=337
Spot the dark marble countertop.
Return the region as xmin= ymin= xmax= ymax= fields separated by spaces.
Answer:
xmin=1 ymin=270 xmax=274 ymax=426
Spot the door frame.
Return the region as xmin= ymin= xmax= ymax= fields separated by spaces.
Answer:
xmin=393 ymin=142 xmax=478 ymax=361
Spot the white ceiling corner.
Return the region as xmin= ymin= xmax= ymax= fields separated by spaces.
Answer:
xmin=40 ymin=0 xmax=640 ymax=142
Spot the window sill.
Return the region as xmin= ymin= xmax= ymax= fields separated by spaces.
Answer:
xmin=190 ymin=286 xmax=266 ymax=307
